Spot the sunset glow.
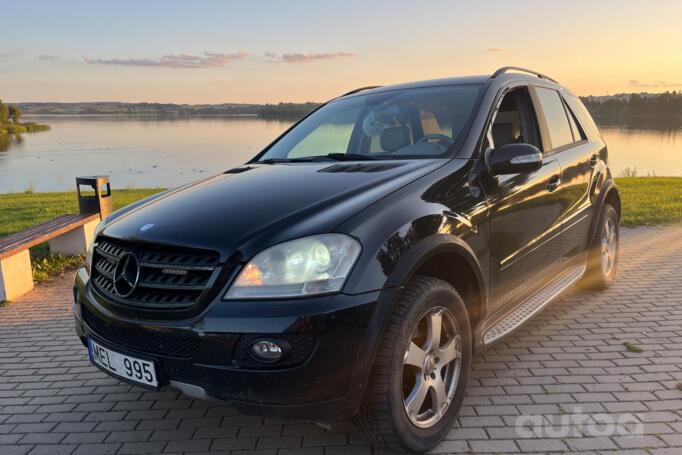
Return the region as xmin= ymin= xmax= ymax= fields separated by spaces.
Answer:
xmin=2 ymin=0 xmax=681 ymax=103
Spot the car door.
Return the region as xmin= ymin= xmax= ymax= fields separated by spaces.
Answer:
xmin=532 ymin=86 xmax=594 ymax=260
xmin=484 ymin=85 xmax=565 ymax=314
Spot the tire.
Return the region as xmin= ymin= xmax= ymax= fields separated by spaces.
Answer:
xmin=356 ymin=276 xmax=472 ymax=453
xmin=582 ymin=204 xmax=619 ymax=290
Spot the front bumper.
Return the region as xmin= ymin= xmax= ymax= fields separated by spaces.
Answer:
xmin=73 ymin=267 xmax=385 ymax=420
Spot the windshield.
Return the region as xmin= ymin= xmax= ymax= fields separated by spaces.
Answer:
xmin=256 ymin=84 xmax=482 ymax=162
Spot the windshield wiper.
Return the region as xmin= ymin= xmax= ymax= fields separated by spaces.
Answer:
xmin=258 ymin=153 xmax=385 ymax=164
xmin=325 ymin=153 xmax=384 ymax=161
xmin=258 ymin=157 xmax=330 ymax=164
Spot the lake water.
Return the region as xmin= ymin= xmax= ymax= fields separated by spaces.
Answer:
xmin=1 ymin=116 xmax=680 ymax=193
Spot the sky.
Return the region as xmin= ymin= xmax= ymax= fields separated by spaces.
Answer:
xmin=2 ymin=0 xmax=681 ymax=104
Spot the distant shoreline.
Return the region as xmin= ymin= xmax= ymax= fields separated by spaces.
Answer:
xmin=23 ymin=113 xmax=260 ymax=117
xmin=16 ymin=101 xmax=322 ymax=119
xmin=19 ymin=113 xmax=681 ymax=130
xmin=17 ymin=91 xmax=682 ymax=127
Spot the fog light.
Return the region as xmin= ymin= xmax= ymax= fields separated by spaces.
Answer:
xmin=250 ymin=340 xmax=283 ymax=362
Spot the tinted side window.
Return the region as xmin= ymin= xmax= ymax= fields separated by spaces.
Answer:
xmin=488 ymin=87 xmax=542 ymax=150
xmin=563 ymin=93 xmax=601 ymax=139
xmin=564 ymin=101 xmax=586 ymax=141
xmin=535 ymin=87 xmax=574 ymax=150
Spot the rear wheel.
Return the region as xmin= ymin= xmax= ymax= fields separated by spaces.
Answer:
xmin=357 ymin=276 xmax=471 ymax=453
xmin=582 ymin=204 xmax=619 ymax=289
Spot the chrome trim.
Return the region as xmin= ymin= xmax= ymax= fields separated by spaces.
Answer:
xmin=563 ymin=213 xmax=590 ymax=233
xmin=500 ymin=222 xmax=562 ymax=270
xmin=140 ymin=262 xmax=215 ymax=271
xmin=483 ymin=263 xmax=586 ymax=345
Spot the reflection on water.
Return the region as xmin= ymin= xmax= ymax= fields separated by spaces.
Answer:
xmin=0 ymin=133 xmax=24 ymax=153
xmin=600 ymin=127 xmax=682 ymax=177
xmin=0 ymin=116 xmax=680 ymax=193
xmin=0 ymin=116 xmax=291 ymax=193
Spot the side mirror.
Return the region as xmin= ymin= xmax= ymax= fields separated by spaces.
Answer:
xmin=487 ymin=143 xmax=543 ymax=175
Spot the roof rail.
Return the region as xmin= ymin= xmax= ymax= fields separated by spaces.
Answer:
xmin=491 ymin=67 xmax=558 ymax=83
xmin=339 ymin=86 xmax=382 ymax=97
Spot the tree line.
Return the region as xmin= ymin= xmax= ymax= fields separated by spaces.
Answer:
xmin=581 ymin=91 xmax=682 ymax=127
xmin=0 ymin=99 xmax=23 ymax=124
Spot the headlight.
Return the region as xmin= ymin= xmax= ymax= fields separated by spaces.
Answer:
xmin=224 ymin=234 xmax=361 ymax=299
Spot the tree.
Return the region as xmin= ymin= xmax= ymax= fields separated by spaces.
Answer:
xmin=9 ymin=105 xmax=22 ymax=124
xmin=0 ymin=100 xmax=8 ymax=124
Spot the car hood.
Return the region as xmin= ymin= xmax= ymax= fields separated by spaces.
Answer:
xmin=100 ymin=160 xmax=446 ymax=261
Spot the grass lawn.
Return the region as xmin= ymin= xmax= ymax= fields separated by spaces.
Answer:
xmin=0 ymin=178 xmax=680 ymax=291
xmin=615 ymin=177 xmax=682 ymax=226
xmin=0 ymin=189 xmax=163 ymax=292
xmin=0 ymin=188 xmax=163 ymax=238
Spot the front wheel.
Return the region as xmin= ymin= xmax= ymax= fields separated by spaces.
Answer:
xmin=582 ymin=204 xmax=619 ymax=289
xmin=357 ymin=276 xmax=472 ymax=453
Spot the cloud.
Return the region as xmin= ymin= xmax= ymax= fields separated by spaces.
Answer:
xmin=628 ymin=79 xmax=682 ymax=88
xmin=0 ymin=52 xmax=9 ymax=58
xmin=486 ymin=47 xmax=504 ymax=53
xmin=38 ymin=54 xmax=61 ymax=61
xmin=265 ymin=51 xmax=355 ymax=64
xmin=84 ymin=51 xmax=248 ymax=69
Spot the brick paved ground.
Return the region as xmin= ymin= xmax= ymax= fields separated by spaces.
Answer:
xmin=1 ymin=225 xmax=681 ymax=455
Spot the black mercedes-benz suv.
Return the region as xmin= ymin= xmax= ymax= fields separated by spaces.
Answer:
xmin=73 ymin=67 xmax=621 ymax=452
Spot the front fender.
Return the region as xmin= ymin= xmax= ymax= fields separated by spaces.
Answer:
xmin=341 ymin=225 xmax=489 ymax=416
xmin=336 ymin=160 xmax=490 ymax=415
xmin=339 ymin=159 xmax=489 ymax=295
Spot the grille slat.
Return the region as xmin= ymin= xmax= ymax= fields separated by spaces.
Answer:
xmin=94 ymin=258 xmax=116 ymax=279
xmin=137 ymin=281 xmax=207 ymax=291
xmin=91 ymin=237 xmax=220 ymax=312
xmin=83 ymin=306 xmax=200 ymax=358
xmin=140 ymin=262 xmax=215 ymax=271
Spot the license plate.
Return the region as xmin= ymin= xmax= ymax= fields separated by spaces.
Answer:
xmin=87 ymin=337 xmax=158 ymax=387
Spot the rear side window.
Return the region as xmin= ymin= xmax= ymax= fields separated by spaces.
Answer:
xmin=563 ymin=93 xmax=601 ymax=139
xmin=534 ymin=87 xmax=574 ymax=150
xmin=564 ymin=104 xmax=585 ymax=141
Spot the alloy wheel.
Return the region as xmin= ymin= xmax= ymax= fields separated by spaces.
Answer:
xmin=600 ymin=217 xmax=617 ymax=277
xmin=402 ymin=306 xmax=461 ymax=428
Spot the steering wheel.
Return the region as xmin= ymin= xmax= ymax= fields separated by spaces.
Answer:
xmin=416 ymin=134 xmax=454 ymax=146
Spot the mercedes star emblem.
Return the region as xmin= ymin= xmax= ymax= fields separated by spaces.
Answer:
xmin=113 ymin=253 xmax=140 ymax=297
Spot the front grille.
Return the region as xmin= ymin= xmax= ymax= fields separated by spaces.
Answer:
xmin=91 ymin=237 xmax=221 ymax=312
xmin=83 ymin=306 xmax=200 ymax=358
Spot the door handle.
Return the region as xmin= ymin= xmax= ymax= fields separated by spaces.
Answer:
xmin=589 ymin=154 xmax=599 ymax=167
xmin=547 ymin=175 xmax=561 ymax=192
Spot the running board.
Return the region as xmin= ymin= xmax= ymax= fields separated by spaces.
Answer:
xmin=482 ymin=264 xmax=586 ymax=346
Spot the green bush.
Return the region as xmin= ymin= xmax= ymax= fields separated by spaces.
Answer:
xmin=24 ymin=124 xmax=50 ymax=132
xmin=30 ymin=245 xmax=84 ymax=283
xmin=3 ymin=124 xmax=27 ymax=134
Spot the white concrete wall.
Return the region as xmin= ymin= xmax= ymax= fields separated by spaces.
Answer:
xmin=48 ymin=219 xmax=99 ymax=256
xmin=0 ymin=250 xmax=34 ymax=302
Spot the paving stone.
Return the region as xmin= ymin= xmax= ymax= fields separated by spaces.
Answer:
xmin=1 ymin=226 xmax=681 ymax=454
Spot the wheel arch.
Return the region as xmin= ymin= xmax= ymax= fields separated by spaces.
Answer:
xmin=589 ymin=179 xmax=621 ymax=245
xmin=386 ymin=234 xmax=488 ymax=331
xmin=344 ymin=233 xmax=488 ymax=417
xmin=603 ymin=184 xmax=622 ymax=220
